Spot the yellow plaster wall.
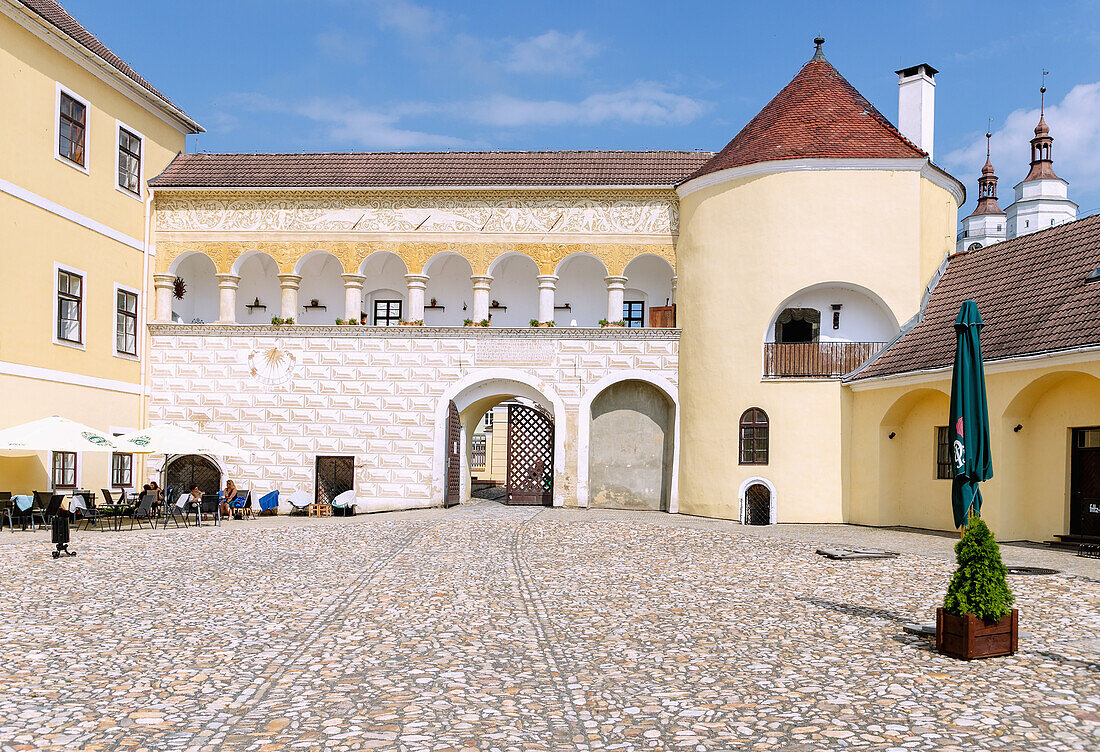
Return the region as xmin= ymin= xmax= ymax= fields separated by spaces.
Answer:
xmin=676 ymin=168 xmax=957 ymax=521
xmin=0 ymin=372 xmax=145 ymax=494
xmin=0 ymin=11 xmax=185 ymax=237
xmin=848 ymin=360 xmax=1100 ymax=541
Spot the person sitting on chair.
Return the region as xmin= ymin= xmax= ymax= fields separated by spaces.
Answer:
xmin=187 ymin=484 xmax=202 ymax=518
xmin=143 ymin=480 xmax=163 ymax=515
xmin=220 ymin=480 xmax=237 ymax=520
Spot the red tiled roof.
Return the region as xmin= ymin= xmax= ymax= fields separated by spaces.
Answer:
xmin=148 ymin=151 xmax=715 ymax=188
xmin=683 ymin=57 xmax=925 ymax=183
xmin=15 ymin=0 xmax=202 ymax=132
xmin=851 ymin=214 xmax=1100 ymax=381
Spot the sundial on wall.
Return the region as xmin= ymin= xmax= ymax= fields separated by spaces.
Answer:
xmin=248 ymin=341 xmax=298 ymax=387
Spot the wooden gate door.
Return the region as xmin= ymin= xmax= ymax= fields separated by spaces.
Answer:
xmin=316 ymin=456 xmax=354 ymax=507
xmin=1070 ymin=427 xmax=1100 ymax=537
xmin=444 ymin=400 xmax=461 ymax=507
xmin=506 ymin=404 xmax=554 ymax=506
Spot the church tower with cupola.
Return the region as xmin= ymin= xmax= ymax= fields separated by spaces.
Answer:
xmin=957 ymin=131 xmax=1007 ymax=252
xmin=1006 ymin=85 xmax=1077 ymax=238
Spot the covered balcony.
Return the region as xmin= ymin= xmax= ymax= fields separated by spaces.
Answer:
xmin=763 ymin=283 xmax=898 ymax=378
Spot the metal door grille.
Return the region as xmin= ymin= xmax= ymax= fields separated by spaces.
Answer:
xmin=445 ymin=401 xmax=461 ymax=507
xmin=316 ymin=456 xmax=354 ymax=506
xmin=506 ymin=404 xmax=554 ymax=506
xmin=166 ymin=455 xmax=221 ymax=502
xmin=745 ymin=484 xmax=771 ymax=525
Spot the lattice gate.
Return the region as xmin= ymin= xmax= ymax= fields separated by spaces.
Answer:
xmin=744 ymin=483 xmax=771 ymax=525
xmin=445 ymin=400 xmax=461 ymax=508
xmin=165 ymin=455 xmax=221 ymax=502
xmin=316 ymin=456 xmax=354 ymax=507
xmin=506 ymin=404 xmax=554 ymax=506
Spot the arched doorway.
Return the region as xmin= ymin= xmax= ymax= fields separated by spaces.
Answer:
xmin=744 ymin=484 xmax=771 ymax=525
xmin=588 ymin=379 xmax=674 ymax=511
xmin=436 ymin=371 xmax=565 ymax=507
xmin=165 ymin=454 xmax=221 ymax=501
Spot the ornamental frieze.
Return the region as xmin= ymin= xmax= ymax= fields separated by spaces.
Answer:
xmin=156 ymin=240 xmax=676 ymax=276
xmin=154 ymin=190 xmax=679 ymax=236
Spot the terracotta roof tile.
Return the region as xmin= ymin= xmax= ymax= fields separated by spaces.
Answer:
xmin=148 ymin=151 xmax=714 ymax=188
xmin=16 ymin=0 xmax=201 ymax=131
xmin=683 ymin=57 xmax=924 ymax=183
xmin=851 ymin=214 xmax=1100 ymax=380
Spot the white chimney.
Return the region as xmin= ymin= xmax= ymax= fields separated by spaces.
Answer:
xmin=895 ymin=63 xmax=937 ymax=161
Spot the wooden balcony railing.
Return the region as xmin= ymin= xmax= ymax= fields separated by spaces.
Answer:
xmin=763 ymin=341 xmax=887 ymax=378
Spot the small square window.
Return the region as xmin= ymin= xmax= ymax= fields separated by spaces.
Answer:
xmin=52 ymin=451 xmax=76 ymax=488
xmin=118 ymin=127 xmax=141 ymax=194
xmin=623 ymin=301 xmax=644 ymax=328
xmin=373 ymin=299 xmax=402 ymax=326
xmin=59 ymin=92 xmax=86 ymax=166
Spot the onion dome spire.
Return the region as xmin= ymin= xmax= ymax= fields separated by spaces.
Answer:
xmin=968 ymin=125 xmax=1003 ymax=217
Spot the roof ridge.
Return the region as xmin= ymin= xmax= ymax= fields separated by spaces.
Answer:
xmin=180 ymin=149 xmax=716 ymax=157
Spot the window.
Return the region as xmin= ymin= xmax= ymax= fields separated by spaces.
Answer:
xmin=936 ymin=426 xmax=953 ymax=479
xmin=57 ymin=269 xmax=83 ymax=344
xmin=739 ymin=408 xmax=769 ymax=465
xmin=58 ymin=91 xmax=86 ymax=166
xmin=373 ymin=299 xmax=401 ymax=326
xmin=111 ymin=453 xmax=133 ymax=487
xmin=623 ymin=301 xmax=644 ymax=328
xmin=117 ymin=126 xmax=141 ymax=194
xmin=116 ymin=288 xmax=138 ymax=355
xmin=52 ymin=451 xmax=76 ymax=488
xmin=774 ymin=308 xmax=819 ymax=343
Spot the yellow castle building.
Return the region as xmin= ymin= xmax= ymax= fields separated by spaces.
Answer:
xmin=0 ymin=0 xmax=201 ymax=494
xmin=2 ymin=3 xmax=1097 ymax=545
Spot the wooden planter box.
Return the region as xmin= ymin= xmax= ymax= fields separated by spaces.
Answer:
xmin=936 ymin=608 xmax=1018 ymax=660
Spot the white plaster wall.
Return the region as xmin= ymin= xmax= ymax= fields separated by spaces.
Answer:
xmin=146 ymin=327 xmax=678 ymax=514
xmin=624 ymin=255 xmax=675 ymax=322
xmin=235 ymin=254 xmax=281 ymax=324
xmin=424 ymin=254 xmax=473 ymax=326
xmin=489 ymin=255 xmax=538 ymax=327
xmin=297 ymin=254 xmax=344 ymax=325
xmin=556 ymin=254 xmax=607 ymax=326
xmin=171 ymin=253 xmax=218 ymax=324
xmin=766 ymin=285 xmax=899 ymax=344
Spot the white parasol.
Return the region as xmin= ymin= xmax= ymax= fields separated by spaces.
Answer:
xmin=0 ymin=416 xmax=118 ymax=454
xmin=116 ymin=424 xmax=247 ymax=459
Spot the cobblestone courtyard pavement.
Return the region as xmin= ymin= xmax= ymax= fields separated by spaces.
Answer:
xmin=1 ymin=503 xmax=1097 ymax=752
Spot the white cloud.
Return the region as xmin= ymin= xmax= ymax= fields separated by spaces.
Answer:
xmin=368 ymin=0 xmax=445 ymax=37
xmin=507 ymin=30 xmax=599 ymax=75
xmin=454 ymin=82 xmax=711 ymax=128
xmin=315 ymin=30 xmax=369 ymax=64
xmin=945 ymin=82 xmax=1100 ymax=198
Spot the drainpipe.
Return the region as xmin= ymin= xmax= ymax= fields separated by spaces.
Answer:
xmin=139 ymin=187 xmax=153 ymax=484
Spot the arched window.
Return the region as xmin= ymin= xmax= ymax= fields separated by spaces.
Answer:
xmin=739 ymin=408 xmax=769 ymax=465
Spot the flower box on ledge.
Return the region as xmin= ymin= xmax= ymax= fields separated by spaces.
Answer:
xmin=936 ymin=608 xmax=1018 ymax=660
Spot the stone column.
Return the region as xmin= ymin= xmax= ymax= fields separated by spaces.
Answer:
xmin=342 ymin=273 xmax=366 ymax=323
xmin=670 ymin=275 xmax=678 ymax=305
xmin=277 ymin=273 xmax=302 ymax=320
xmin=605 ymin=275 xmax=628 ymax=323
xmin=470 ymin=275 xmax=493 ymax=323
xmin=536 ymin=274 xmax=558 ymax=324
xmin=152 ymin=273 xmax=175 ymax=322
xmin=215 ymin=273 xmax=240 ymax=324
xmin=405 ymin=273 xmax=429 ymax=323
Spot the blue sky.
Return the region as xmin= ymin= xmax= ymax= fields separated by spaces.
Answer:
xmin=67 ymin=0 xmax=1100 ymax=216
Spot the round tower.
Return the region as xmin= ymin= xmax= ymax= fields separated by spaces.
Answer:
xmin=675 ymin=39 xmax=962 ymax=523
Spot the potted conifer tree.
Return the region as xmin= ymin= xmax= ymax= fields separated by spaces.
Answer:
xmin=936 ymin=518 xmax=1017 ymax=660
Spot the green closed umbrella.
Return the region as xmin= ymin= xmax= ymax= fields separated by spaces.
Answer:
xmin=949 ymin=300 xmax=993 ymax=529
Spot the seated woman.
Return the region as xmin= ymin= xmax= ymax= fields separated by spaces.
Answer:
xmin=220 ymin=480 xmax=237 ymax=520
xmin=142 ymin=480 xmax=163 ymax=514
xmin=187 ymin=484 xmax=202 ymax=516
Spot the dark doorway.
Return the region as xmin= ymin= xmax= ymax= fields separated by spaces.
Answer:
xmin=165 ymin=455 xmax=221 ymax=502
xmin=445 ymin=400 xmax=461 ymax=508
xmin=775 ymin=308 xmax=820 ymax=343
xmin=1070 ymin=427 xmax=1100 ymax=537
xmin=316 ymin=456 xmax=354 ymax=509
xmin=744 ymin=483 xmax=771 ymax=525
xmin=506 ymin=404 xmax=554 ymax=506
